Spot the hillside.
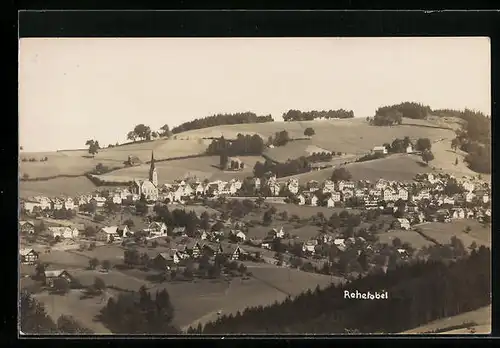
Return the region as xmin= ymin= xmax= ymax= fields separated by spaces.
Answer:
xmin=277 ymin=154 xmax=431 ymax=184
xmin=19 ymin=115 xmax=476 ymax=196
xmin=401 ymin=305 xmax=491 ymax=334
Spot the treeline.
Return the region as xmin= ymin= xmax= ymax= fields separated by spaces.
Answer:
xmin=172 ymin=112 xmax=274 ymax=134
xmin=194 ymin=246 xmax=490 ymax=334
xmin=20 ymin=291 xmax=94 ymax=334
xmin=446 ymin=108 xmax=491 ymax=173
xmin=206 ymin=134 xmax=265 ymax=157
xmin=283 ymin=109 xmax=354 ymax=121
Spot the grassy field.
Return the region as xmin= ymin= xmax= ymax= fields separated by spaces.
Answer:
xmin=19 ymin=176 xmax=99 ymax=198
xmin=248 ymin=263 xmax=344 ymax=296
xmin=417 ymin=220 xmax=491 ymax=247
xmin=269 ymin=203 xmax=361 ymax=219
xmin=97 ymin=155 xmax=261 ymax=184
xmin=33 ymin=289 xmax=114 ymax=334
xmin=376 ymin=229 xmax=434 ymax=250
xmin=38 ymin=250 xmax=92 ymax=269
xmin=401 ymin=305 xmax=491 ymax=334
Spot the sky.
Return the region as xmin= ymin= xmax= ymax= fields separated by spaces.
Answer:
xmin=19 ymin=37 xmax=491 ymax=152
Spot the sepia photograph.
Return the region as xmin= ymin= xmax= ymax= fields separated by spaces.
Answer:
xmin=18 ymin=37 xmax=491 ymax=335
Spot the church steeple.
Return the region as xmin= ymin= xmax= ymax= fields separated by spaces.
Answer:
xmin=149 ymin=151 xmax=158 ymax=186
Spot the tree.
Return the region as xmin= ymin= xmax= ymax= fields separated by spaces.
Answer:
xmin=160 ymin=124 xmax=173 ymax=137
xmin=415 ymin=138 xmax=432 ymax=152
xmin=52 ymin=278 xmax=70 ymax=295
xmin=331 ymin=167 xmax=352 ymax=182
xmin=127 ymin=131 xmax=137 ymax=142
xmin=93 ymin=277 xmax=106 ymax=293
xmin=20 ymin=291 xmax=57 ymax=333
xmin=85 ymin=139 xmax=100 ymax=157
xmin=421 ymin=150 xmax=435 ymax=165
xmin=131 ymin=124 xmax=152 ymax=141
xmin=304 ymin=127 xmax=315 ymax=137
xmin=392 ymin=237 xmax=403 ymax=248
xmin=88 ymin=258 xmax=99 ymax=270
xmin=123 ymin=219 xmax=135 ymax=228
xmin=455 ymin=158 xmax=459 ymax=166
xmin=102 ymin=260 xmax=111 ymax=271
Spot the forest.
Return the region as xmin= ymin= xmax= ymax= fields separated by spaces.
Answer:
xmin=282 ymin=109 xmax=354 ymax=121
xmin=193 ymin=246 xmax=490 ymax=334
xmin=171 ymin=112 xmax=274 ymax=134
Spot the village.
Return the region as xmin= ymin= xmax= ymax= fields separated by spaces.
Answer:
xmin=20 ymin=151 xmax=491 ymax=292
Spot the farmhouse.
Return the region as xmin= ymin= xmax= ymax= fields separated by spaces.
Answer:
xmin=51 ymin=198 xmax=63 ymax=210
xmin=393 ymin=218 xmax=411 ymax=230
xmin=131 ymin=152 xmax=159 ymax=201
xmin=19 ymin=221 xmax=35 ymax=234
xmin=90 ymin=196 xmax=106 ymax=208
xmin=323 ymin=180 xmax=335 ymax=193
xmin=406 ymin=144 xmax=413 ymax=153
xmin=231 ymin=230 xmax=247 ymax=242
xmin=48 ymin=226 xmax=79 ymax=239
xmin=373 ymin=146 xmax=388 ymax=155
xmin=96 ymin=226 xmax=122 ymax=243
xmin=20 ymin=248 xmax=39 ymax=264
xmin=302 ymin=240 xmax=318 ymax=254
xmin=153 ymin=252 xmax=181 ymax=269
xmin=44 ymin=269 xmax=74 ymax=288
xmin=126 ymin=155 xmax=142 ymax=166
xmin=219 ymin=244 xmax=243 ymax=260
xmin=117 ymin=225 xmax=131 ymax=237
xmin=63 ymin=197 xmax=75 ymax=210
xmin=297 ymin=194 xmax=306 ymax=206
xmin=144 ymin=221 xmax=167 ymax=237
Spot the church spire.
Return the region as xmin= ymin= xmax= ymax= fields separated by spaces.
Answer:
xmin=149 ymin=151 xmax=156 ymax=182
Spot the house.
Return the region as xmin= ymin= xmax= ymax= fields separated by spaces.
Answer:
xmin=333 ymin=238 xmax=346 ymax=252
xmin=172 ymin=227 xmax=187 ymax=236
xmin=310 ymin=195 xmax=319 ymax=206
xmin=261 ymin=238 xmax=274 ymax=250
xmin=117 ymin=225 xmax=131 ymax=237
xmin=112 ymin=194 xmax=123 ymax=205
xmin=153 ymin=252 xmax=181 ymax=269
xmin=144 ymin=222 xmax=168 ymax=237
xmin=383 ymin=189 xmax=396 ymax=202
xmin=482 ymin=194 xmax=490 ymax=204
xmin=91 ymin=196 xmax=107 ymax=208
xmin=297 ymin=194 xmax=306 ymax=206
xmin=398 ymin=189 xmax=409 ymax=201
xmin=20 ymin=248 xmax=39 ymax=264
xmin=323 ymin=180 xmax=335 ymax=193
xmin=44 ymin=269 xmax=73 ymax=287
xmin=96 ymin=226 xmax=122 ymax=243
xmin=186 ymin=241 xmax=205 ymax=258
xmin=306 ymin=180 xmax=320 ymax=192
xmin=465 ymin=192 xmax=475 ymax=203
xmin=253 ymin=178 xmax=261 ymax=191
xmin=194 ymin=183 xmax=205 ymax=196
xmin=326 ymin=197 xmax=336 ymax=207
xmin=219 ymin=244 xmax=243 ymax=260
xmin=406 ymin=144 xmax=413 ymax=154
xmin=271 ymin=227 xmax=285 ymax=239
xmin=393 ymin=218 xmax=411 ymax=230
xmin=127 ymin=155 xmax=142 ymax=166
xmin=338 ymin=181 xmax=355 ymax=191
xmin=22 ymin=199 xmax=44 ymax=213
xmin=19 ymin=221 xmax=35 ymax=234
xmin=287 ymin=179 xmax=299 ymax=195
xmin=373 ymin=146 xmax=388 ymax=155
xmin=48 ymin=226 xmax=79 ymax=239
xmin=199 ymin=230 xmax=208 ymax=240
xmin=302 ymin=240 xmax=318 ymax=254
xmin=63 ymin=197 xmax=75 ymax=210
xmin=51 ymin=199 xmax=63 ymax=210
xmin=231 ymin=230 xmax=247 ymax=241
xmin=452 ymin=208 xmax=466 ymax=219
xmin=269 ymin=182 xmax=281 ymax=196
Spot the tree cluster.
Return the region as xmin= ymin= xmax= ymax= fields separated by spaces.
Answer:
xmin=172 ymin=112 xmax=273 ymax=134
xmin=253 ymin=157 xmax=310 ymax=179
xmin=195 ymin=246 xmax=490 ymax=334
xmin=372 ymin=102 xmax=432 ymax=126
xmin=330 ymin=167 xmax=352 ymax=182
xmin=268 ymin=130 xmax=291 ymax=147
xmin=282 ymin=109 xmax=354 ymax=122
xmin=206 ymin=134 xmax=265 ymax=157
xmin=99 ymin=286 xmax=178 ymax=333
xmin=127 ymin=124 xmax=152 ymax=142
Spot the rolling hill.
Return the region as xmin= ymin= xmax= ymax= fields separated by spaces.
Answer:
xmin=20 ymin=115 xmax=478 ymax=197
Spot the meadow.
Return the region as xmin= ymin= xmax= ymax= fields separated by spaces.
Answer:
xmin=417 ymin=220 xmax=491 ymax=247
xmin=375 ymin=229 xmax=434 ymax=250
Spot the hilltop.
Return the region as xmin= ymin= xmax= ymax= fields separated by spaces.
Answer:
xmin=19 ymin=115 xmax=478 ymax=197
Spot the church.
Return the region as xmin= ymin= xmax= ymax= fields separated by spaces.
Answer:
xmin=131 ymin=151 xmax=159 ymax=201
